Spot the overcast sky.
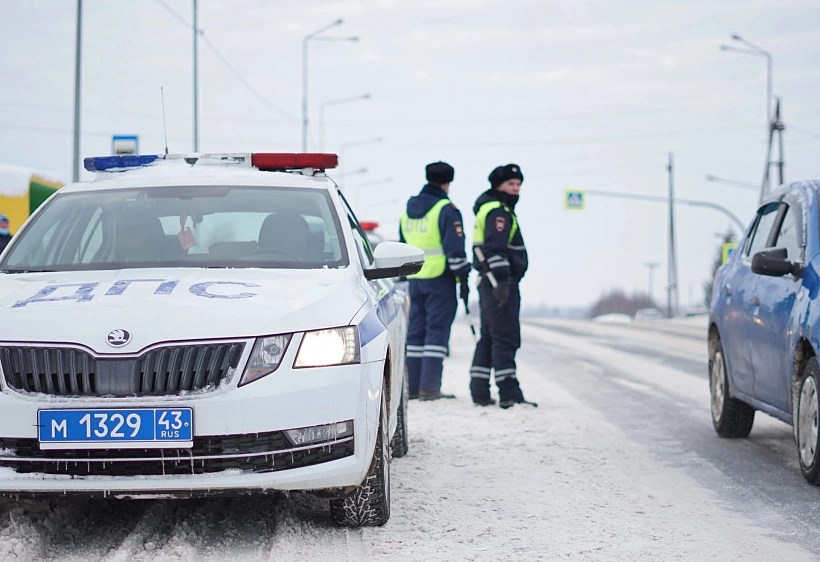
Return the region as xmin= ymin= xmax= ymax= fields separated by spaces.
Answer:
xmin=1 ymin=0 xmax=819 ymax=309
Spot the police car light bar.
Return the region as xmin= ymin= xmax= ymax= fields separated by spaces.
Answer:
xmin=84 ymin=153 xmax=339 ymax=173
xmin=251 ymin=153 xmax=338 ymax=171
xmin=360 ymin=221 xmax=379 ymax=232
xmin=83 ymin=154 xmax=160 ymax=172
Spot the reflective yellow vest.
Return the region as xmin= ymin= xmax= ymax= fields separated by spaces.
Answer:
xmin=400 ymin=199 xmax=450 ymax=279
xmin=473 ymin=201 xmax=518 ymax=246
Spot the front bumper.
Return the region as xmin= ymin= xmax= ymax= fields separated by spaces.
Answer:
xmin=0 ymin=340 xmax=386 ymax=497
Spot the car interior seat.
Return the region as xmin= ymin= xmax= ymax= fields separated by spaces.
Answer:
xmin=257 ymin=213 xmax=310 ymax=259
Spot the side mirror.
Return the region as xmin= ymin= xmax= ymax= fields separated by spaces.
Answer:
xmin=751 ymin=247 xmax=802 ymax=277
xmin=364 ymin=241 xmax=425 ymax=280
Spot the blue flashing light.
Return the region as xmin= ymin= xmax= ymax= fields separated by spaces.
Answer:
xmin=83 ymin=154 xmax=161 ymax=172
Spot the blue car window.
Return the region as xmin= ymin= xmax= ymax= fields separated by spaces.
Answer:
xmin=775 ymin=206 xmax=802 ymax=260
xmin=745 ymin=203 xmax=780 ymax=258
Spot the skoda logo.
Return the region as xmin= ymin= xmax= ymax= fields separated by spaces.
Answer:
xmin=107 ymin=329 xmax=132 ymax=348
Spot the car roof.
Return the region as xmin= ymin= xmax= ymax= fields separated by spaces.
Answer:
xmin=61 ymin=161 xmax=337 ymax=194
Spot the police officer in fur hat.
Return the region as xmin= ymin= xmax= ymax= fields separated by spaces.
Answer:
xmin=469 ymin=164 xmax=535 ymax=408
xmin=400 ymin=162 xmax=471 ymax=400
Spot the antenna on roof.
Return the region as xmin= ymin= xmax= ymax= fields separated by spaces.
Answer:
xmin=161 ymin=86 xmax=169 ymax=156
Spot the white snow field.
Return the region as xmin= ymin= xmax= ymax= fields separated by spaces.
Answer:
xmin=0 ymin=318 xmax=809 ymax=561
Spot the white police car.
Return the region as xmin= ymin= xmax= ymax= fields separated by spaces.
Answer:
xmin=0 ymin=152 xmax=423 ymax=527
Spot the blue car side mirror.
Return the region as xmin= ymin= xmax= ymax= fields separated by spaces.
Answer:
xmin=751 ymin=247 xmax=803 ymax=277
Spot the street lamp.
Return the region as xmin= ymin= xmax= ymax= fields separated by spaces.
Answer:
xmin=720 ymin=34 xmax=774 ymax=199
xmin=338 ymin=136 xmax=383 ymax=190
xmin=302 ymin=20 xmax=359 ymax=152
xmin=348 ymin=177 xmax=395 ymax=210
xmin=705 ymin=175 xmax=758 ymax=191
xmin=319 ymin=93 xmax=371 ymax=151
xmin=643 ymin=262 xmax=661 ymax=302
xmin=336 ymin=167 xmax=368 ymax=178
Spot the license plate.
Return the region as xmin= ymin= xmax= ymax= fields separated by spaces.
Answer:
xmin=38 ymin=408 xmax=193 ymax=450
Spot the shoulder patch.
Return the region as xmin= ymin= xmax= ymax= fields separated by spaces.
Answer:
xmin=453 ymin=221 xmax=463 ymax=237
xmin=495 ymin=217 xmax=506 ymax=232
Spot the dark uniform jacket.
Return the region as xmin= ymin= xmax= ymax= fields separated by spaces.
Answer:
xmin=472 ymin=189 xmax=528 ymax=283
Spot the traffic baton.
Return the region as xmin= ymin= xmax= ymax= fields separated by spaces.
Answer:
xmin=463 ymin=297 xmax=478 ymax=341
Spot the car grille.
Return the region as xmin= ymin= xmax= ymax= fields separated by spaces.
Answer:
xmin=0 ymin=343 xmax=244 ymax=397
xmin=0 ymin=432 xmax=354 ymax=477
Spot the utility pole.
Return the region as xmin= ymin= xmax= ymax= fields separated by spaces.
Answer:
xmin=760 ymin=97 xmax=786 ymax=201
xmin=192 ymin=0 xmax=199 ymax=152
xmin=71 ymin=0 xmax=82 ymax=182
xmin=667 ymin=152 xmax=679 ymax=319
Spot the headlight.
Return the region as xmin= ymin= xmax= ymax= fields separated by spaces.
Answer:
xmin=294 ymin=326 xmax=360 ymax=368
xmin=239 ymin=334 xmax=292 ymax=386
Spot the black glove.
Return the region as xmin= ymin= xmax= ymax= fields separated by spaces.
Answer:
xmin=493 ymin=282 xmax=509 ymax=308
xmin=459 ymin=279 xmax=470 ymax=304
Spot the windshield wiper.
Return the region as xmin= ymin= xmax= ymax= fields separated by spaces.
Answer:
xmin=1 ymin=268 xmax=57 ymax=274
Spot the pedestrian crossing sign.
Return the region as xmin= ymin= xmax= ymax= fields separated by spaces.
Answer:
xmin=565 ymin=190 xmax=585 ymax=210
xmin=722 ymin=242 xmax=738 ymax=264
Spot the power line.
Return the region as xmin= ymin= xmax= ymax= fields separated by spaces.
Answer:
xmin=154 ymin=0 xmax=297 ymax=121
xmin=198 ymin=34 xmax=296 ymax=120
xmin=155 ymin=0 xmax=191 ymax=29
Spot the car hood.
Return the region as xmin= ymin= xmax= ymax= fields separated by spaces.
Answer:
xmin=0 ymin=268 xmax=367 ymax=354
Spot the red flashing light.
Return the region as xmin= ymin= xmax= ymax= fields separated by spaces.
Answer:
xmin=251 ymin=153 xmax=338 ymax=171
xmin=360 ymin=221 xmax=379 ymax=232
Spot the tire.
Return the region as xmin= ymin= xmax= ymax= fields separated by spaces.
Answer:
xmin=390 ymin=368 xmax=409 ymax=459
xmin=330 ymin=389 xmax=391 ymax=527
xmin=710 ymin=338 xmax=755 ymax=438
xmin=796 ymin=358 xmax=820 ymax=484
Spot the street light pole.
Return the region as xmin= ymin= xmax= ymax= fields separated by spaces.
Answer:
xmin=667 ymin=152 xmax=678 ymax=319
xmin=71 ymin=0 xmax=82 ymax=182
xmin=583 ymin=189 xmax=746 ymax=231
xmin=720 ymin=35 xmax=774 ymax=200
xmin=319 ymin=93 xmax=371 ymax=151
xmin=338 ymin=136 xmax=382 ymax=193
xmin=193 ymin=0 xmax=199 ymax=152
xmin=301 ymin=20 xmax=358 ymax=152
xmin=643 ymin=262 xmax=660 ymax=301
xmin=705 ymin=175 xmax=758 ymax=191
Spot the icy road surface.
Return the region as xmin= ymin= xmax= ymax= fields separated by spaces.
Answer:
xmin=0 ymin=316 xmax=814 ymax=561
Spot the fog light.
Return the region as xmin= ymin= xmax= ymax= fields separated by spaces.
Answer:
xmin=284 ymin=421 xmax=354 ymax=446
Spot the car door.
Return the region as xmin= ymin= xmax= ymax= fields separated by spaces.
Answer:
xmin=749 ymin=195 xmax=805 ymax=412
xmin=719 ymin=203 xmax=781 ymax=397
xmin=338 ymin=194 xmax=405 ymax=386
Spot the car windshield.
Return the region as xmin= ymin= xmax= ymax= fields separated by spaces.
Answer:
xmin=0 ymin=185 xmax=348 ymax=272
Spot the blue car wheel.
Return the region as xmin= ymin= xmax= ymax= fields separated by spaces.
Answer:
xmin=797 ymin=358 xmax=820 ymax=484
xmin=710 ymin=336 xmax=755 ymax=438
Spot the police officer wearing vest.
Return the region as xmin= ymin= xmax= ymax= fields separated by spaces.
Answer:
xmin=469 ymin=164 xmax=535 ymax=409
xmin=400 ymin=162 xmax=471 ymax=401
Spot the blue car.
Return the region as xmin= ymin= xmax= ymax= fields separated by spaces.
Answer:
xmin=710 ymin=180 xmax=820 ymax=484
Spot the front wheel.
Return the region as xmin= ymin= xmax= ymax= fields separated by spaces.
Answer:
xmin=710 ymin=339 xmax=755 ymax=438
xmin=330 ymin=389 xmax=391 ymax=527
xmin=796 ymin=358 xmax=820 ymax=484
xmin=390 ymin=368 xmax=409 ymax=458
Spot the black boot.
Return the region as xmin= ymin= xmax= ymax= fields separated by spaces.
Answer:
xmin=474 ymin=398 xmax=496 ymax=407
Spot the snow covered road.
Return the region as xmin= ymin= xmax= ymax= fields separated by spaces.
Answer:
xmin=0 ymin=317 xmax=815 ymax=561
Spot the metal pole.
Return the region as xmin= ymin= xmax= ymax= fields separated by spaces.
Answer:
xmin=776 ymin=98 xmax=785 ymax=186
xmin=71 ymin=0 xmax=82 ymax=182
xmin=667 ymin=152 xmax=678 ymax=319
xmin=766 ymin=53 xmax=773 ymax=126
xmin=301 ymin=37 xmax=308 ymax=152
xmin=583 ymin=190 xmax=745 ymax=231
xmin=319 ymin=103 xmax=326 ymax=152
xmin=193 ymin=0 xmax=199 ymax=152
